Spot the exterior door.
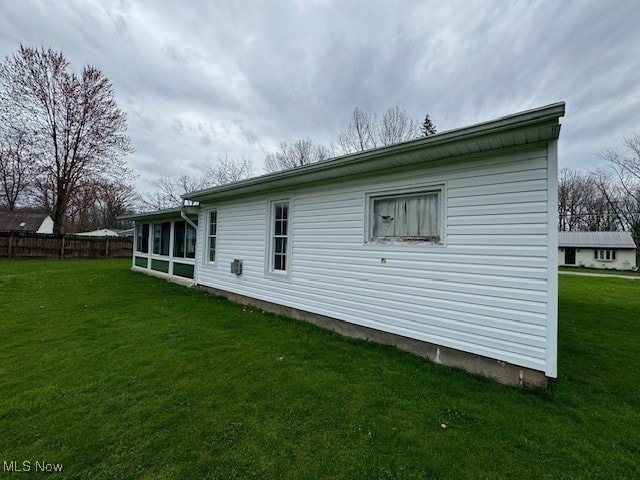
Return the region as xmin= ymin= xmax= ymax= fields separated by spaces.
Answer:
xmin=565 ymin=248 xmax=576 ymax=265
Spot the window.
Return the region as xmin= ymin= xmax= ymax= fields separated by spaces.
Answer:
xmin=153 ymin=222 xmax=171 ymax=256
xmin=135 ymin=223 xmax=149 ymax=253
xmin=595 ymin=249 xmax=616 ymax=261
xmin=270 ymin=201 xmax=289 ymax=272
xmin=207 ymin=210 xmax=217 ymax=263
xmin=173 ymin=221 xmax=196 ymax=258
xmin=370 ymin=190 xmax=441 ymax=243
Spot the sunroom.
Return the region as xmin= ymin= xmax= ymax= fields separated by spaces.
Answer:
xmin=121 ymin=207 xmax=199 ymax=284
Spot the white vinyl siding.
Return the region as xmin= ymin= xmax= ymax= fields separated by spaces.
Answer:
xmin=195 ymin=146 xmax=555 ymax=374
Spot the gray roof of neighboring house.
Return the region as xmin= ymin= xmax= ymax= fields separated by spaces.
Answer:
xmin=559 ymin=231 xmax=637 ymax=249
xmin=0 ymin=211 xmax=50 ymax=232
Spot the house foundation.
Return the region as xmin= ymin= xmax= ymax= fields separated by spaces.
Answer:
xmin=198 ymin=284 xmax=548 ymax=389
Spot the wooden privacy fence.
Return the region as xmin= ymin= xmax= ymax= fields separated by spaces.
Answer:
xmin=0 ymin=231 xmax=133 ymax=259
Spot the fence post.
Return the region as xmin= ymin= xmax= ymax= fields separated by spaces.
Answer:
xmin=8 ymin=233 xmax=13 ymax=259
xmin=60 ymin=235 xmax=65 ymax=259
xmin=105 ymin=237 xmax=109 ymax=258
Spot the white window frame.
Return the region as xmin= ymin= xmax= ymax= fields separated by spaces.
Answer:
xmin=365 ymin=184 xmax=445 ymax=245
xmin=152 ymin=221 xmax=172 ymax=256
xmin=206 ymin=209 xmax=218 ymax=264
xmin=265 ymin=197 xmax=292 ymax=280
xmin=173 ymin=220 xmax=196 ymax=259
xmin=135 ymin=222 xmax=149 ymax=254
xmin=594 ymin=249 xmax=616 ymax=261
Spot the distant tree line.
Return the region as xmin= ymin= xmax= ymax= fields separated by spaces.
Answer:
xmin=263 ymin=106 xmax=436 ymax=173
xmin=0 ymin=45 xmax=135 ymax=233
xmin=559 ymin=134 xmax=640 ymax=249
xmin=146 ymin=107 xmax=436 ymax=209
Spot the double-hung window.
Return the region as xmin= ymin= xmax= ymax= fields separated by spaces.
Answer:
xmin=207 ymin=210 xmax=217 ymax=263
xmin=269 ymin=200 xmax=289 ymax=274
xmin=369 ymin=188 xmax=442 ymax=244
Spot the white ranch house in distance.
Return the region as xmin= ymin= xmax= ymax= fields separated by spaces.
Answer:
xmin=123 ymin=103 xmax=565 ymax=387
xmin=559 ymin=231 xmax=637 ymax=270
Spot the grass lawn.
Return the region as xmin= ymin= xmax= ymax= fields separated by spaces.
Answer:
xmin=1 ymin=259 xmax=639 ymax=479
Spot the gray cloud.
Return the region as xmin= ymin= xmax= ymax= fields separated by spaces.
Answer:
xmin=1 ymin=0 xmax=639 ymax=192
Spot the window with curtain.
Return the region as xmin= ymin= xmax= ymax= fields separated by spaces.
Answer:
xmin=371 ymin=191 xmax=441 ymax=243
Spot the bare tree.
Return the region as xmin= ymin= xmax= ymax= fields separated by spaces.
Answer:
xmin=596 ymin=134 xmax=640 ymax=254
xmin=205 ymin=154 xmax=254 ymax=185
xmin=380 ymin=106 xmax=420 ymax=144
xmin=143 ymin=155 xmax=255 ymax=210
xmin=61 ymin=178 xmax=137 ymax=232
xmin=0 ymin=127 xmax=35 ymax=210
xmin=264 ymin=138 xmax=330 ymax=172
xmin=142 ymin=174 xmax=203 ymax=210
xmin=336 ymin=106 xmax=421 ymax=155
xmin=558 ymin=168 xmax=620 ymax=232
xmin=0 ymin=45 xmax=133 ymax=233
xmin=336 ymin=108 xmax=376 ymax=153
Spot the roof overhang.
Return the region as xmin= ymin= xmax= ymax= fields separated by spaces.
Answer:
xmin=183 ymin=102 xmax=565 ymax=203
xmin=118 ymin=206 xmax=199 ymax=222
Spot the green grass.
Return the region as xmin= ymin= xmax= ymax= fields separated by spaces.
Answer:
xmin=1 ymin=259 xmax=639 ymax=479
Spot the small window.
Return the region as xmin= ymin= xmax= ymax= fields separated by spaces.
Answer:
xmin=370 ymin=190 xmax=441 ymax=243
xmin=207 ymin=210 xmax=217 ymax=263
xmin=270 ymin=201 xmax=289 ymax=273
xmin=153 ymin=222 xmax=171 ymax=256
xmin=135 ymin=223 xmax=149 ymax=253
xmin=595 ymin=249 xmax=617 ymax=261
xmin=173 ymin=221 xmax=196 ymax=258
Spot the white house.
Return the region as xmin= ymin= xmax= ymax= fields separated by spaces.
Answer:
xmin=76 ymin=228 xmax=121 ymax=237
xmin=559 ymin=231 xmax=637 ymax=270
xmin=123 ymin=103 xmax=565 ymax=387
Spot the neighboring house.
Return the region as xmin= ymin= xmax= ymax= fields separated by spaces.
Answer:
xmin=0 ymin=211 xmax=54 ymax=234
xmin=559 ymin=231 xmax=637 ymax=270
xmin=76 ymin=228 xmax=135 ymax=237
xmin=117 ymin=228 xmax=135 ymax=237
xmin=122 ymin=102 xmax=565 ymax=387
xmin=76 ymin=228 xmax=121 ymax=237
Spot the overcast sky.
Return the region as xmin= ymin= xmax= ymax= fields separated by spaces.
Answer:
xmin=1 ymin=0 xmax=639 ymax=193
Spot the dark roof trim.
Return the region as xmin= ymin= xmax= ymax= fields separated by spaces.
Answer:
xmin=118 ymin=206 xmax=199 ymax=222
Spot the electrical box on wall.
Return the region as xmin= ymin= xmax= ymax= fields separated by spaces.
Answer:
xmin=231 ymin=259 xmax=243 ymax=275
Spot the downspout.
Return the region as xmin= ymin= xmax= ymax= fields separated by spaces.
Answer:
xmin=180 ymin=208 xmax=198 ymax=230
